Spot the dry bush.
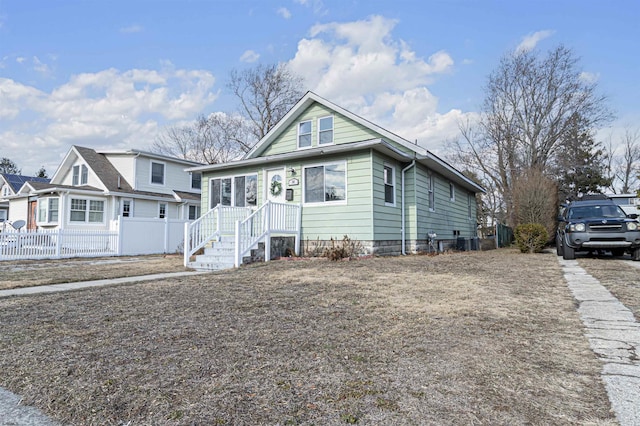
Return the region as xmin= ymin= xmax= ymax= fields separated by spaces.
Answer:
xmin=512 ymin=168 xmax=558 ymax=239
xmin=324 ymin=235 xmax=364 ymax=261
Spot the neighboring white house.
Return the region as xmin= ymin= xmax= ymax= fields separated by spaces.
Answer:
xmin=0 ymin=174 xmax=50 ymax=224
xmin=7 ymin=146 xmax=203 ymax=231
xmin=607 ymin=193 xmax=640 ymax=216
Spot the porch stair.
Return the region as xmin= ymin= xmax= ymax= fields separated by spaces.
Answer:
xmin=188 ymin=239 xmax=265 ymax=271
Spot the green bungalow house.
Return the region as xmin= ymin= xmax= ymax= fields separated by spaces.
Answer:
xmin=183 ymin=91 xmax=484 ymax=270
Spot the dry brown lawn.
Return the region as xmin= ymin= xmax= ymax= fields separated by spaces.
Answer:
xmin=0 ymin=249 xmax=616 ymax=425
xmin=579 ymin=257 xmax=640 ymax=321
xmin=0 ymin=254 xmax=187 ymax=290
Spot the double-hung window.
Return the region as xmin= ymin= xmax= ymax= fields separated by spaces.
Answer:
xmin=70 ymin=198 xmax=104 ymax=223
xmin=191 ymin=172 xmax=202 ymax=190
xmin=151 ymin=161 xmax=165 ymax=185
xmin=158 ymin=203 xmax=167 ymax=219
xmin=468 ymin=194 xmax=473 ymax=220
xmin=304 ymin=162 xmax=346 ymax=204
xmin=37 ymin=197 xmax=59 ymax=224
xmin=318 ymin=116 xmax=334 ymax=145
xmin=72 ymin=165 xmax=88 ymax=186
xmin=188 ymin=205 xmax=201 ymax=220
xmin=210 ymin=174 xmax=258 ymax=208
xmin=383 ymin=164 xmax=395 ymax=205
xmin=298 ymin=120 xmax=312 ymax=148
xmin=428 ymin=174 xmax=435 ymax=211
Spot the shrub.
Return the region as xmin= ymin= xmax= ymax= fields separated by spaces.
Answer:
xmin=324 ymin=235 xmax=364 ymax=261
xmin=514 ymin=223 xmax=548 ymax=253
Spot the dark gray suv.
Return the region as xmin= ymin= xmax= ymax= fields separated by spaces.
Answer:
xmin=556 ymin=198 xmax=640 ymax=261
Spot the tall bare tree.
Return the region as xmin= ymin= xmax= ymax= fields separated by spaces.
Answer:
xmin=153 ymin=114 xmax=249 ymax=164
xmin=614 ymin=129 xmax=640 ymax=193
xmin=228 ymin=63 xmax=305 ymax=142
xmin=449 ymin=45 xmax=612 ymax=227
xmin=153 ymin=63 xmax=305 ymax=163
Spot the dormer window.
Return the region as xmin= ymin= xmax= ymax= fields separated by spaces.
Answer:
xmin=72 ymin=165 xmax=88 ymax=186
xmin=318 ymin=116 xmax=334 ymax=145
xmin=298 ymin=120 xmax=312 ymax=148
xmin=151 ymin=161 xmax=165 ymax=185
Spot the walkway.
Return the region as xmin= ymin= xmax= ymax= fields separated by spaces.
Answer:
xmin=559 ymin=257 xmax=640 ymax=426
xmin=0 ymin=271 xmax=205 ymax=298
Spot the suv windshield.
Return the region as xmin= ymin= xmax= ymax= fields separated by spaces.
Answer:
xmin=568 ymin=204 xmax=627 ymax=220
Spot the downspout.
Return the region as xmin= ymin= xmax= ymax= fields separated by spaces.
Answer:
xmin=401 ymin=160 xmax=416 ymax=255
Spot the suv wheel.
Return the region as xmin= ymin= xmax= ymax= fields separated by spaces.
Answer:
xmin=562 ymin=240 xmax=575 ymax=260
xmin=633 ymin=247 xmax=640 ymax=262
xmin=555 ymin=236 xmax=563 ymax=256
xmin=611 ymin=249 xmax=625 ymax=257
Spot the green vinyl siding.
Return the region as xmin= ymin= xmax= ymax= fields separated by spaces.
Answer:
xmin=416 ymin=163 xmax=476 ymax=240
xmin=261 ymin=103 xmax=383 ymax=156
xmin=299 ymin=150 xmax=374 ymax=242
xmin=371 ymin=151 xmax=403 ymax=241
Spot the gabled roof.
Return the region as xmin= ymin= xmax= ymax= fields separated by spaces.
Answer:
xmin=245 ymin=91 xmax=429 ymax=159
xmin=191 ymin=91 xmax=484 ymax=193
xmin=0 ymin=174 xmax=50 ymax=193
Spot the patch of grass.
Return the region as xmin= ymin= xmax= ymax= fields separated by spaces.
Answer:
xmin=0 ymin=249 xmax=616 ymax=424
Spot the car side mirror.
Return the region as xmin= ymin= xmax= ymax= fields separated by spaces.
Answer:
xmin=628 ymin=213 xmax=639 ymax=219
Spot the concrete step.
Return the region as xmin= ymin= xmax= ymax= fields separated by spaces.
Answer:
xmin=188 ymin=261 xmax=235 ymax=271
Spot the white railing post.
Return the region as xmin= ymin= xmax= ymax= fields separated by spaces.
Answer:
xmin=295 ymin=203 xmax=302 ymax=256
xmin=234 ymin=220 xmax=241 ymax=267
xmin=183 ymin=221 xmax=190 ymax=267
xmin=265 ymin=202 xmax=271 ymax=262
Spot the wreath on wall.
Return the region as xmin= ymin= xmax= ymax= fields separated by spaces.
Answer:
xmin=270 ymin=180 xmax=283 ymax=197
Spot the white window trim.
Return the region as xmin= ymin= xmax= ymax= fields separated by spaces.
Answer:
xmin=428 ymin=174 xmax=435 ymax=212
xmin=158 ymin=202 xmax=167 ymax=219
xmin=209 ymin=173 xmax=258 ymax=208
xmin=449 ymin=182 xmax=455 ymax=202
xmin=297 ymin=120 xmax=313 ymax=150
xmin=72 ymin=165 xmax=80 ymax=186
xmin=69 ymin=197 xmax=105 ymax=225
xmin=150 ymin=160 xmax=166 ymax=186
xmin=36 ymin=197 xmax=60 ymax=225
xmin=317 ymin=115 xmax=334 ymax=146
xmin=121 ymin=199 xmax=133 ymax=218
xmin=383 ymin=163 xmax=396 ymax=207
xmin=302 ymin=161 xmax=348 ymax=206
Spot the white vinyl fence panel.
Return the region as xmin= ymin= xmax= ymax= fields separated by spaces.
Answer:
xmin=0 ymin=217 xmax=191 ymax=261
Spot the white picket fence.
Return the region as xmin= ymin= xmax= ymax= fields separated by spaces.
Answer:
xmin=0 ymin=217 xmax=191 ymax=261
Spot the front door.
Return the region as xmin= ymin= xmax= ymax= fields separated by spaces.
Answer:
xmin=266 ymin=168 xmax=286 ymax=203
xmin=27 ymin=200 xmax=37 ymax=230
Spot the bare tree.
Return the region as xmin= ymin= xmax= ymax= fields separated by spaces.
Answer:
xmin=228 ymin=63 xmax=305 ymax=143
xmin=614 ymin=129 xmax=640 ymax=193
xmin=450 ymin=45 xmax=612 ymax=227
xmin=512 ymin=168 xmax=558 ymax=239
xmin=153 ymin=114 xmax=249 ymax=164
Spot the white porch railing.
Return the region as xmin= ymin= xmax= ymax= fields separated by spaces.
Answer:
xmin=183 ymin=204 xmax=252 ymax=266
xmin=234 ymin=201 xmax=301 ymax=267
xmin=0 ymin=228 xmax=119 ymax=260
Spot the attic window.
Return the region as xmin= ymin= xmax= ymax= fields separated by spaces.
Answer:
xmin=72 ymin=165 xmax=88 ymax=186
xmin=318 ymin=116 xmax=334 ymax=145
xmin=298 ymin=120 xmax=312 ymax=149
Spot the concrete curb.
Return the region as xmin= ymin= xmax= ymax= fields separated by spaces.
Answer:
xmin=559 ymin=257 xmax=640 ymax=425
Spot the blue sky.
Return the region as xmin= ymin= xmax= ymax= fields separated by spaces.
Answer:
xmin=1 ymin=0 xmax=638 ymax=175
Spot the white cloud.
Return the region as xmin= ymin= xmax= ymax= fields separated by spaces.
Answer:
xmin=32 ymin=56 xmax=53 ymax=77
xmin=240 ymin=50 xmax=260 ymax=63
xmin=293 ymin=0 xmax=326 ymax=15
xmin=120 ymin=24 xmax=143 ymax=34
xmin=288 ymin=15 xmax=466 ymax=150
xmin=516 ymin=30 xmax=555 ymax=52
xmin=277 ymin=7 xmax=291 ymax=19
xmin=580 ymin=71 xmax=600 ymax=84
xmin=0 ymin=66 xmax=218 ymax=173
